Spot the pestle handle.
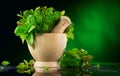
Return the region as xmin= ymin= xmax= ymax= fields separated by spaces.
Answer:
xmin=52 ymin=16 xmax=71 ymax=33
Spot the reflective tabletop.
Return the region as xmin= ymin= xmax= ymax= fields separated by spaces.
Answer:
xmin=0 ymin=62 xmax=120 ymax=76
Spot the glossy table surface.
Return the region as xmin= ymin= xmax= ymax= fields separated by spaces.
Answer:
xmin=0 ymin=62 xmax=120 ymax=76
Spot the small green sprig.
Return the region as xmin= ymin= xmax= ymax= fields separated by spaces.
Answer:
xmin=16 ymin=59 xmax=35 ymax=74
xmin=1 ymin=60 xmax=10 ymax=66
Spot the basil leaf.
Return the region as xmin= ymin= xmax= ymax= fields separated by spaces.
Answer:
xmin=14 ymin=25 xmax=28 ymax=36
xmin=26 ymin=33 xmax=34 ymax=46
xmin=20 ymin=34 xmax=27 ymax=43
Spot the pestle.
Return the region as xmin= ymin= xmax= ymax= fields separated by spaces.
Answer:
xmin=52 ymin=16 xmax=71 ymax=33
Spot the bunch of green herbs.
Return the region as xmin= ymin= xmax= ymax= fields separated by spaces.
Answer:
xmin=16 ymin=59 xmax=34 ymax=74
xmin=14 ymin=6 xmax=74 ymax=46
xmin=59 ymin=48 xmax=93 ymax=69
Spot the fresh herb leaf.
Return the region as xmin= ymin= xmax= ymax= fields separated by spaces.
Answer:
xmin=16 ymin=59 xmax=34 ymax=74
xmin=1 ymin=61 xmax=10 ymax=66
xmin=26 ymin=33 xmax=34 ymax=46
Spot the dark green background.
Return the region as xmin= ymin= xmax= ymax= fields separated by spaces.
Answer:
xmin=0 ymin=0 xmax=120 ymax=65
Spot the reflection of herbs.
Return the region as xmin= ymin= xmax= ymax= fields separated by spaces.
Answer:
xmin=14 ymin=6 xmax=74 ymax=46
xmin=16 ymin=59 xmax=34 ymax=74
xmin=59 ymin=48 xmax=93 ymax=69
xmin=60 ymin=68 xmax=93 ymax=76
xmin=0 ymin=66 xmax=4 ymax=72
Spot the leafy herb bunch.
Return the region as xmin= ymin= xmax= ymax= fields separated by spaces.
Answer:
xmin=59 ymin=48 xmax=93 ymax=69
xmin=14 ymin=6 xmax=74 ymax=46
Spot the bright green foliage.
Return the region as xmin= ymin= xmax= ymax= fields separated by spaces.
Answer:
xmin=1 ymin=61 xmax=10 ymax=66
xmin=14 ymin=6 xmax=74 ymax=46
xmin=59 ymin=48 xmax=93 ymax=69
xmin=16 ymin=59 xmax=34 ymax=74
xmin=65 ymin=23 xmax=74 ymax=39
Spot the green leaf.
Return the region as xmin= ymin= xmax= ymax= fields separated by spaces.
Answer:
xmin=23 ymin=9 xmax=34 ymax=18
xmin=17 ymin=14 xmax=22 ymax=17
xmin=34 ymin=14 xmax=42 ymax=24
xmin=46 ymin=7 xmax=54 ymax=14
xmin=35 ymin=6 xmax=40 ymax=11
xmin=66 ymin=32 xmax=74 ymax=40
xmin=68 ymin=48 xmax=81 ymax=59
xmin=42 ymin=24 xmax=49 ymax=32
xmin=26 ymin=33 xmax=34 ymax=46
xmin=23 ymin=60 xmax=29 ymax=68
xmin=53 ymin=11 xmax=61 ymax=20
xmin=80 ymin=49 xmax=88 ymax=55
xmin=28 ymin=25 xmax=35 ymax=33
xmin=14 ymin=25 xmax=28 ymax=36
xmin=29 ymin=59 xmax=34 ymax=65
xmin=61 ymin=10 xmax=65 ymax=16
xmin=1 ymin=61 xmax=10 ymax=66
xmin=24 ymin=60 xmax=28 ymax=65
xmin=65 ymin=23 xmax=74 ymax=39
xmin=16 ymin=63 xmax=28 ymax=70
xmin=20 ymin=34 xmax=27 ymax=43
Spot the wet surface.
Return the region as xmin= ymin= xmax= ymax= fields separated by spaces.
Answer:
xmin=0 ymin=63 xmax=120 ymax=76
